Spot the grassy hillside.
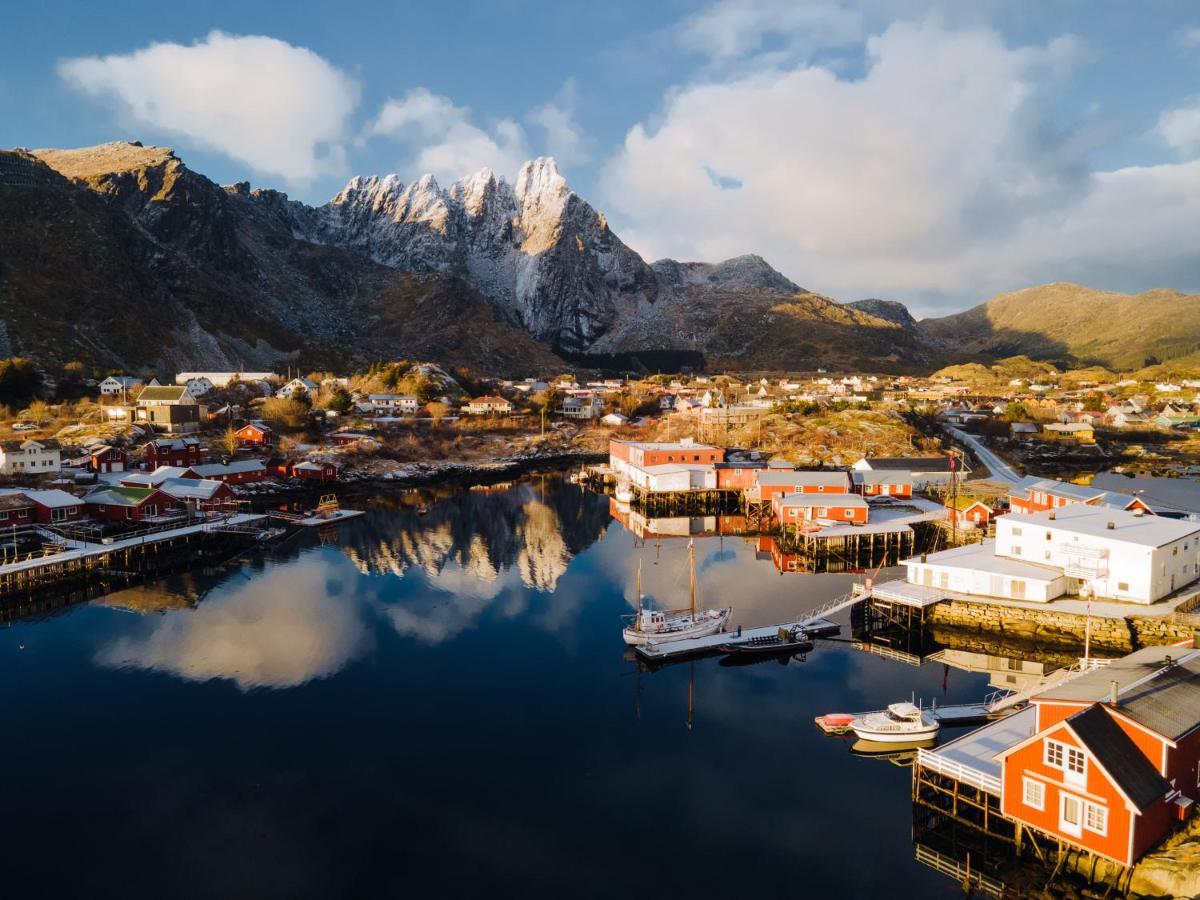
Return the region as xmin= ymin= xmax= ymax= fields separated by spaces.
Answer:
xmin=921 ymin=282 xmax=1200 ymax=370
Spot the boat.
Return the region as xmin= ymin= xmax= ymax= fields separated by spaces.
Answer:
xmin=621 ymin=541 xmax=732 ymax=646
xmin=849 ymin=702 xmax=939 ymax=743
xmin=614 ymin=482 xmax=633 ymax=504
xmin=718 ymin=626 xmax=813 ymax=657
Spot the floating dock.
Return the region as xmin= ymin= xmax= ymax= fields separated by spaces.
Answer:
xmin=294 ymin=509 xmax=365 ymax=527
xmin=634 ymin=616 xmax=840 ymax=663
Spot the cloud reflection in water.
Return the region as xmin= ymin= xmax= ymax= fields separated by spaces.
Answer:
xmin=96 ymin=554 xmax=372 ymax=691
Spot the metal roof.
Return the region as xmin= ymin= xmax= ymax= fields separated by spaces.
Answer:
xmin=776 ymin=492 xmax=868 ymax=508
xmin=1067 ymin=705 xmax=1171 ymax=812
xmin=1003 ymin=504 xmax=1200 ymax=547
xmin=1036 ymin=648 xmax=1200 ymax=716
xmin=859 ymin=456 xmax=959 ymax=472
xmin=756 ymin=470 xmax=849 ymax=486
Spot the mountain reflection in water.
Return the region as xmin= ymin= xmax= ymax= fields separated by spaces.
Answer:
xmin=0 ymin=475 xmax=1077 ymax=898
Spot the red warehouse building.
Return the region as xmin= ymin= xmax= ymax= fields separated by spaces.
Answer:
xmin=609 ymin=439 xmax=724 ymax=477
xmin=772 ymin=492 xmax=869 ymax=527
xmin=752 ymin=470 xmax=850 ymax=503
xmin=88 ymin=444 xmax=127 ymax=474
xmin=235 ymin=420 xmax=275 ymax=447
xmin=190 ymin=461 xmax=267 ymax=484
xmin=1008 ymin=476 xmax=1152 ymax=516
xmin=946 ymin=498 xmax=994 ymax=529
xmin=713 ymin=461 xmax=767 ymax=491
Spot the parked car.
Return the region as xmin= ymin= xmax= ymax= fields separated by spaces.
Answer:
xmin=12 ymin=422 xmax=39 ymax=432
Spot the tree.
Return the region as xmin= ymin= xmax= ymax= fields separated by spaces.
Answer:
xmin=220 ymin=424 xmax=240 ymax=457
xmin=427 ymin=401 xmax=451 ymax=422
xmin=292 ymin=387 xmax=312 ymax=408
xmin=0 ymin=358 xmax=42 ymax=409
xmin=327 ymin=388 xmax=353 ymax=413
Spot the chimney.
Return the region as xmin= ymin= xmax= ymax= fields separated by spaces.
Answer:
xmin=1107 ymin=521 xmax=1115 ymax=530
xmin=1049 ymin=511 xmax=1055 ymax=520
xmin=1110 ymin=680 xmax=1119 ymax=706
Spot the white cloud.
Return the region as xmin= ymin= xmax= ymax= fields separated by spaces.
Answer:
xmin=677 ymin=0 xmax=863 ymax=61
xmin=58 ymin=31 xmax=360 ymax=183
xmin=1180 ymin=26 xmax=1200 ymax=50
xmin=528 ymin=79 xmax=590 ymax=169
xmin=601 ymin=19 xmax=1200 ymax=314
xmin=1157 ymin=98 xmax=1200 ymax=156
xmin=365 ymin=87 xmax=529 ymax=183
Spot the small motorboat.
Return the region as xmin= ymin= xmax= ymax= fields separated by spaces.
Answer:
xmin=719 ymin=626 xmax=813 ymax=657
xmin=614 ymin=483 xmax=633 ymax=504
xmin=850 ymin=702 xmax=939 ymax=743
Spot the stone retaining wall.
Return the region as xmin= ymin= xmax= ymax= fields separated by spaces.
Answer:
xmin=925 ymin=599 xmax=1198 ymax=653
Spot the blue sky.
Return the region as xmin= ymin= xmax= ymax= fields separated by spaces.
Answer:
xmin=3 ymin=0 xmax=1200 ymax=315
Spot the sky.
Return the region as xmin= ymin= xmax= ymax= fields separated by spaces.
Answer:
xmin=3 ymin=0 xmax=1200 ymax=317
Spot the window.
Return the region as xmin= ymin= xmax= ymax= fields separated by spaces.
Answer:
xmin=1046 ymin=531 xmax=1052 ymax=540
xmin=1013 ymin=545 xmax=1023 ymax=557
xmin=1012 ymin=526 xmax=1023 ymax=537
xmin=1023 ymin=778 xmax=1045 ymax=811
xmin=1060 ymin=794 xmax=1083 ymax=838
xmin=1011 ymin=580 xmax=1026 ymax=600
xmin=1045 ymin=740 xmax=1065 ymax=769
xmin=817 ymin=508 xmax=828 ymax=517
xmin=1085 ymin=803 xmax=1108 ymax=835
xmin=843 ymin=509 xmax=854 ymax=519
xmin=1118 ymin=581 xmax=1129 ymax=592
xmin=1066 ymin=747 xmax=1086 ymax=778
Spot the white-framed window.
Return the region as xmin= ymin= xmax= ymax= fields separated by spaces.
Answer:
xmin=1066 ymin=747 xmax=1086 ymax=776
xmin=1012 ymin=526 xmax=1023 ymax=537
xmin=1085 ymin=803 xmax=1108 ymax=835
xmin=1045 ymin=740 xmax=1065 ymax=769
xmin=1013 ymin=545 xmax=1023 ymax=556
xmin=1023 ymin=777 xmax=1045 ymax=811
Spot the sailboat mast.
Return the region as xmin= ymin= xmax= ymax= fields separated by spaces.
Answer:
xmin=636 ymin=559 xmax=643 ymax=631
xmin=689 ymin=539 xmax=696 ymax=622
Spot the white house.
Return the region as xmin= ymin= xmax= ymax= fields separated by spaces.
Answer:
xmin=905 ymin=542 xmax=1071 ymax=603
xmin=99 ymin=375 xmax=142 ymax=397
xmin=184 ymin=376 xmax=214 ymax=398
xmin=0 ymin=439 xmax=61 ymax=476
xmin=277 ymin=377 xmax=318 ymax=399
xmin=559 ymin=393 xmax=604 ymax=419
xmin=368 ymin=394 xmax=420 ymax=415
xmin=628 ymin=464 xmax=717 ymax=493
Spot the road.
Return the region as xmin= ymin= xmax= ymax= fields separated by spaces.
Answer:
xmin=947 ymin=426 xmax=1022 ymax=484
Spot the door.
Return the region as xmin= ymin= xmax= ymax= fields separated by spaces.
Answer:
xmin=1059 ymin=794 xmax=1083 ymax=838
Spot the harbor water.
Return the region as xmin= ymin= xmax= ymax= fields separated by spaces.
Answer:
xmin=0 ymin=475 xmax=996 ymax=898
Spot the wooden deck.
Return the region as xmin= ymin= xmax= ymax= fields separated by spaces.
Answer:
xmin=634 ymin=616 xmax=840 ymax=662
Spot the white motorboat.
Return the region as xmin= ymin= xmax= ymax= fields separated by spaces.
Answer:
xmin=622 ymin=542 xmax=732 ymax=646
xmin=614 ymin=482 xmax=633 ymax=504
xmin=849 ymin=702 xmax=939 ymax=743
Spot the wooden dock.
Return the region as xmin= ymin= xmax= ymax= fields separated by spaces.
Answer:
xmin=634 ymin=616 xmax=840 ymax=663
xmin=295 ymin=509 xmax=364 ymax=527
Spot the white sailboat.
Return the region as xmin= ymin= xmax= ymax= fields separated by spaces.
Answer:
xmin=622 ymin=541 xmax=732 ymax=646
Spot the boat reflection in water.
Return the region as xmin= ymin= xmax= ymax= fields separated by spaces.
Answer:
xmin=850 ymin=737 xmax=937 ymax=764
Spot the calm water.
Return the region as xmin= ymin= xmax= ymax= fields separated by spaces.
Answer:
xmin=0 ymin=476 xmax=996 ymax=899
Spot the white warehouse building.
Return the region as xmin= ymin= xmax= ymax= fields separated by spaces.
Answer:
xmin=902 ymin=505 xmax=1200 ymax=606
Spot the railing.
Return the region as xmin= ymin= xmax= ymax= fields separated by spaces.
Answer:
xmin=798 ymin=586 xmax=863 ymax=625
xmin=916 ymin=748 xmax=1002 ymax=796
xmin=914 ymin=846 xmax=1006 ymax=899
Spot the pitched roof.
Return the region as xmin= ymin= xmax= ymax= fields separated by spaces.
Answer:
xmin=851 ymin=470 xmax=912 ymax=485
xmin=776 ymin=492 xmax=868 ymax=508
xmin=860 ymin=456 xmax=961 ymax=473
xmin=0 ymin=493 xmax=33 ymax=511
xmin=192 ymin=460 xmax=265 ymax=477
xmin=157 ymin=478 xmax=227 ymax=501
xmin=756 ymin=470 xmax=849 ymax=486
xmin=85 ymin=486 xmax=158 ymax=507
xmin=1066 ymin=705 xmax=1171 ymax=812
xmin=1003 ymin=504 xmax=1199 ymax=547
xmin=137 ymin=385 xmax=192 ymax=402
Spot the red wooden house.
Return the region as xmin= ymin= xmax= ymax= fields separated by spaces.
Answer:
xmin=713 ymin=461 xmax=766 ymax=491
xmin=24 ymin=489 xmax=85 ymax=524
xmin=771 ymin=492 xmax=868 ymax=527
xmin=996 ymin=647 xmax=1200 ymax=867
xmin=1008 ymin=476 xmax=1152 ymax=516
xmin=88 ymin=444 xmax=127 ymax=474
xmin=752 ymin=470 xmax=850 ymax=503
xmin=946 ymin=497 xmax=994 ymax=529
xmin=851 ymin=470 xmax=913 ymax=498
xmin=290 ymin=460 xmax=338 ymax=481
xmin=145 ymin=437 xmax=205 ymax=469
xmin=0 ymin=493 xmax=34 ymax=527
xmin=609 ymin=439 xmax=724 ymax=473
xmin=84 ymin=486 xmax=177 ymax=522
xmin=235 ymin=420 xmax=275 ymax=447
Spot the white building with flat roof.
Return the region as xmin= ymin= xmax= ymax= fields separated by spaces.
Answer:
xmin=995 ymin=505 xmax=1200 ymax=604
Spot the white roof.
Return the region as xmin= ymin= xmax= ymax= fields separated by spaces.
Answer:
xmin=122 ymin=465 xmax=194 ymax=487
xmin=905 ymin=541 xmax=1065 ymax=582
xmin=642 ymin=463 xmax=714 ymax=475
xmin=1004 ymin=504 xmax=1200 ymax=548
xmin=157 ymin=478 xmax=225 ymax=501
xmin=0 ymin=488 xmax=79 ymax=508
xmin=614 ymin=440 xmax=718 ymax=451
xmin=776 ymin=491 xmax=868 ymax=508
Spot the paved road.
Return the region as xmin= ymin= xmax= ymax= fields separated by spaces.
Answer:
xmin=947 ymin=426 xmax=1022 ymax=484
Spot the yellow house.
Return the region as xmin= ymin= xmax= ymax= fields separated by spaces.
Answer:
xmin=1042 ymin=422 xmax=1095 ymax=443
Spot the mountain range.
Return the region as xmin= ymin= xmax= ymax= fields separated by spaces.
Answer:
xmin=0 ymin=140 xmax=1195 ymax=376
